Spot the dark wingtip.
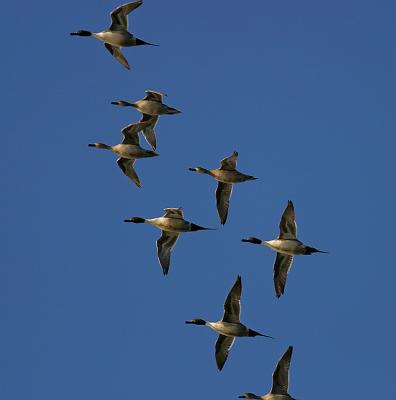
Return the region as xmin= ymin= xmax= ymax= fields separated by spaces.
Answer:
xmin=88 ymin=144 xmax=95 ymax=147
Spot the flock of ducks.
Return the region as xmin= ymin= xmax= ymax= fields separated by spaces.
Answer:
xmin=71 ymin=1 xmax=328 ymax=397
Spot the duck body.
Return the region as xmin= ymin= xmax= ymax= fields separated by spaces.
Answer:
xmin=263 ymin=239 xmax=306 ymax=256
xmin=124 ymin=208 xmax=212 ymax=275
xmin=70 ymin=1 xmax=157 ymax=69
xmin=185 ymin=276 xmax=273 ymax=370
xmin=207 ymin=168 xmax=256 ymax=184
xmin=206 ymin=321 xmax=250 ymax=337
xmin=88 ymin=143 xmax=158 ymax=160
xmin=93 ymin=30 xmax=136 ymax=47
xmin=132 ymin=99 xmax=181 ymax=115
xmin=88 ymin=121 xmax=158 ymax=188
xmin=109 ymin=143 xmax=157 ymax=159
xmin=242 ymin=200 xmax=326 ymax=297
xmin=189 ymin=152 xmax=257 ymax=225
xmin=143 ymin=216 xmax=200 ymax=233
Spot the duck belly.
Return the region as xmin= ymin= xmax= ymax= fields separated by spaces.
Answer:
xmin=147 ymin=217 xmax=191 ymax=233
xmin=207 ymin=322 xmax=248 ymax=337
xmin=134 ymin=101 xmax=167 ymax=116
xmin=112 ymin=144 xmax=152 ymax=159
xmin=211 ymin=170 xmax=239 ymax=184
xmin=94 ymin=31 xmax=134 ymax=47
xmin=264 ymin=239 xmax=303 ymax=256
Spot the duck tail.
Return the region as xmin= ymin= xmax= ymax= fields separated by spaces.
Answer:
xmin=190 ymin=223 xmax=216 ymax=231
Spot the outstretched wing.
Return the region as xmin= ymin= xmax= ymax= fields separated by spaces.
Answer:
xmin=163 ymin=208 xmax=184 ymax=219
xmin=109 ymin=1 xmax=143 ymax=31
xmin=215 ymin=335 xmax=235 ymax=371
xmin=222 ymin=275 xmax=241 ymax=323
xmin=156 ymin=231 xmax=179 ymax=275
xmin=104 ymin=43 xmax=130 ymax=70
xmin=140 ymin=114 xmax=159 ymax=150
xmin=216 ymin=182 xmax=233 ymax=225
xmin=271 ymin=346 xmax=293 ymax=395
xmin=278 ymin=200 xmax=297 ymax=239
xmin=219 ymin=151 xmax=238 ymax=171
xmin=121 ymin=121 xmax=148 ymax=145
xmin=143 ymin=90 xmax=165 ymax=102
xmin=116 ymin=157 xmax=141 ymax=187
xmin=273 ymin=253 xmax=293 ymax=298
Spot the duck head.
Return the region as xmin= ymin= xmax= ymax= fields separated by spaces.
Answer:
xmin=124 ymin=217 xmax=146 ymax=223
xmin=88 ymin=143 xmax=111 ymax=150
xmin=241 ymin=237 xmax=262 ymax=245
xmin=185 ymin=319 xmax=206 ymax=325
xmin=70 ymin=30 xmax=92 ymax=37
xmin=188 ymin=167 xmax=210 ymax=175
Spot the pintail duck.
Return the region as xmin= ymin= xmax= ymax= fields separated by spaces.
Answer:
xmin=239 ymin=346 xmax=295 ymax=400
xmin=88 ymin=121 xmax=158 ymax=188
xmin=185 ymin=275 xmax=274 ymax=371
xmin=124 ymin=207 xmax=213 ymax=275
xmin=189 ymin=151 xmax=257 ymax=224
xmin=70 ymin=1 xmax=158 ymax=70
xmin=111 ymin=90 xmax=181 ymax=150
xmin=242 ymin=200 xmax=327 ymax=298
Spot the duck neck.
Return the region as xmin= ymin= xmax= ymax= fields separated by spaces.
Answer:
xmin=189 ymin=167 xmax=212 ymax=176
xmin=239 ymin=394 xmax=261 ymax=399
xmin=89 ymin=143 xmax=112 ymax=150
xmin=70 ymin=30 xmax=92 ymax=37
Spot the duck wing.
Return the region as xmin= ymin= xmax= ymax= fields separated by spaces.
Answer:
xmin=109 ymin=1 xmax=143 ymax=31
xmin=156 ymin=231 xmax=179 ymax=275
xmin=121 ymin=121 xmax=148 ymax=145
xmin=163 ymin=208 xmax=184 ymax=219
xmin=271 ymin=346 xmax=293 ymax=395
xmin=219 ymin=151 xmax=238 ymax=171
xmin=278 ymin=200 xmax=297 ymax=239
xmin=104 ymin=43 xmax=130 ymax=70
xmin=140 ymin=114 xmax=159 ymax=150
xmin=216 ymin=182 xmax=233 ymax=225
xmin=116 ymin=157 xmax=141 ymax=187
xmin=273 ymin=253 xmax=293 ymax=298
xmin=143 ymin=90 xmax=165 ymax=103
xmin=215 ymin=334 xmax=235 ymax=371
xmin=222 ymin=275 xmax=241 ymax=323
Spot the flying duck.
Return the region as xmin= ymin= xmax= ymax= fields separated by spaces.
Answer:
xmin=185 ymin=275 xmax=274 ymax=371
xmin=70 ymin=1 xmax=158 ymax=70
xmin=242 ymin=200 xmax=327 ymax=298
xmin=88 ymin=121 xmax=158 ymax=187
xmin=238 ymin=346 xmax=295 ymax=400
xmin=111 ymin=90 xmax=181 ymax=150
xmin=124 ymin=207 xmax=213 ymax=275
xmin=189 ymin=151 xmax=257 ymax=224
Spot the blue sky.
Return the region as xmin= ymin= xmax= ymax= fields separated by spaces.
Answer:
xmin=1 ymin=0 xmax=395 ymax=398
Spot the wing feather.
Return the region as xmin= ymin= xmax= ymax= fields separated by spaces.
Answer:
xmin=215 ymin=335 xmax=235 ymax=371
xmin=156 ymin=231 xmax=179 ymax=275
xmin=222 ymin=275 xmax=241 ymax=323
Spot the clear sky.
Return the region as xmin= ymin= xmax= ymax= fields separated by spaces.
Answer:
xmin=1 ymin=0 xmax=395 ymax=399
